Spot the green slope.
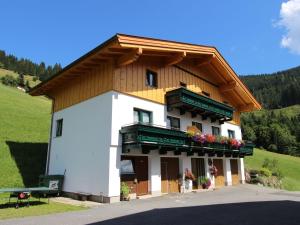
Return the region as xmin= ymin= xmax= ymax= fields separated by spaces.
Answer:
xmin=245 ymin=105 xmax=300 ymax=118
xmin=0 ymin=83 xmax=51 ymax=188
xmin=245 ymin=148 xmax=300 ymax=191
xmin=0 ymin=68 xmax=41 ymax=88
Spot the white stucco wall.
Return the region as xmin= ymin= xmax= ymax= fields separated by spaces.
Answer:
xmin=49 ymin=92 xmax=114 ymax=196
xmin=109 ymin=92 xmax=244 ymax=195
xmin=48 ymin=91 xmax=244 ymax=199
xmin=221 ymin=122 xmax=242 ymax=140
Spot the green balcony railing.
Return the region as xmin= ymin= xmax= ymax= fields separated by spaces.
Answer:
xmin=120 ymin=123 xmax=253 ymax=157
xmin=165 ymin=88 xmax=234 ymax=121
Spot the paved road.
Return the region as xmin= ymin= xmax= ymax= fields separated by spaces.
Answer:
xmin=1 ymin=184 xmax=300 ymax=225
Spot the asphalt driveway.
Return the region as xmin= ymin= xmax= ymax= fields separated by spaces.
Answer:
xmin=1 ymin=184 xmax=300 ymax=225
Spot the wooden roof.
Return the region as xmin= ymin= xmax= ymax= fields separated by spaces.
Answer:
xmin=29 ymin=33 xmax=261 ymax=112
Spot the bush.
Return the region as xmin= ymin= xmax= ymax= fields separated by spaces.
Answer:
xmin=272 ymin=170 xmax=284 ymax=180
xmin=268 ymin=144 xmax=278 ymax=152
xmin=1 ymin=75 xmax=18 ymax=87
xmin=262 ymin=158 xmax=279 ymax=172
xmin=260 ymin=168 xmax=272 ymax=177
xmin=120 ymin=182 xmax=130 ymax=198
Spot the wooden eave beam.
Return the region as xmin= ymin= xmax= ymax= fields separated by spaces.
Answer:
xmin=195 ymin=54 xmax=215 ymax=67
xmin=237 ymin=103 xmax=255 ymax=112
xmin=164 ymin=51 xmax=186 ymax=67
xmin=219 ymin=81 xmax=238 ymax=93
xmin=117 ymin=48 xmax=143 ymax=67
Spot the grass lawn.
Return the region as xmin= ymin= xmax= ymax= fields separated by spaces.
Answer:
xmin=0 ymin=84 xmax=51 ymax=188
xmin=245 ymin=148 xmax=300 ymax=191
xmin=0 ymin=194 xmax=85 ymax=220
xmin=0 ymin=84 xmax=86 ymax=219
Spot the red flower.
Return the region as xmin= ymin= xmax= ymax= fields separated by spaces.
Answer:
xmin=205 ymin=134 xmax=216 ymax=143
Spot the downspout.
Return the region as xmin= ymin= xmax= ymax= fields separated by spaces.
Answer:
xmin=45 ymin=95 xmax=55 ymax=175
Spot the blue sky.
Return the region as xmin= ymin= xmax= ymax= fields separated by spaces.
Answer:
xmin=1 ymin=0 xmax=299 ymax=75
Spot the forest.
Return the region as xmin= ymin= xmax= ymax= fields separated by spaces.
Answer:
xmin=0 ymin=50 xmax=61 ymax=81
xmin=241 ymin=66 xmax=300 ymax=156
xmin=241 ymin=66 xmax=300 ymax=109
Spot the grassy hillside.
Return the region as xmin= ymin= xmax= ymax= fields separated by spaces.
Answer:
xmin=245 ymin=148 xmax=300 ymax=191
xmin=0 ymin=83 xmax=51 ymax=188
xmin=0 ymin=68 xmax=41 ymax=87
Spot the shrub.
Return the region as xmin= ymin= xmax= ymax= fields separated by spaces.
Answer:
xmin=262 ymin=158 xmax=279 ymax=171
xmin=272 ymin=170 xmax=284 ymax=180
xmin=259 ymin=168 xmax=272 ymax=177
xmin=268 ymin=144 xmax=278 ymax=152
xmin=120 ymin=182 xmax=130 ymax=197
xmin=1 ymin=75 xmax=18 ymax=87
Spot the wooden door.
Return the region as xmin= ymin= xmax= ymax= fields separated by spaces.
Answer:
xmin=191 ymin=158 xmax=205 ymax=189
xmin=230 ymin=159 xmax=240 ymax=185
xmin=121 ymin=155 xmax=148 ymax=196
xmin=161 ymin=157 xmax=180 ymax=193
xmin=135 ymin=156 xmax=148 ymax=195
xmin=214 ymin=159 xmax=225 ymax=187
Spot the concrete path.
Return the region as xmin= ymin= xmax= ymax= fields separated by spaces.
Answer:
xmin=1 ymin=184 xmax=300 ymax=225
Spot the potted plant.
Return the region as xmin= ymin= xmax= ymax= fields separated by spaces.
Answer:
xmin=199 ymin=177 xmax=211 ymax=189
xmin=120 ymin=182 xmax=130 ymax=201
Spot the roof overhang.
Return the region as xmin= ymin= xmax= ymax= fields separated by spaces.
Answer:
xmin=29 ymin=33 xmax=261 ymax=112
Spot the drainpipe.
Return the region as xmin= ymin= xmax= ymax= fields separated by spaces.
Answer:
xmin=45 ymin=95 xmax=55 ymax=175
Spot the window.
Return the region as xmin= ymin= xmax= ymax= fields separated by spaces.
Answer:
xmin=212 ymin=126 xmax=220 ymax=136
xmin=202 ymin=91 xmax=210 ymax=97
xmin=134 ymin=108 xmax=152 ymax=124
xmin=55 ymin=119 xmax=63 ymax=137
xmin=228 ymin=130 xmax=235 ymax=138
xmin=192 ymin=121 xmax=202 ymax=132
xmin=120 ymin=159 xmax=135 ymax=175
xmin=167 ymin=116 xmax=180 ymax=130
xmin=146 ymin=69 xmax=157 ymax=87
xmin=180 ymin=82 xmax=187 ymax=88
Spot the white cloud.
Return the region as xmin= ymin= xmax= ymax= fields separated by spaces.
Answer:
xmin=278 ymin=0 xmax=300 ymax=54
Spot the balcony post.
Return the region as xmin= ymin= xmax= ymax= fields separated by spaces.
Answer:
xmin=205 ymin=155 xmax=215 ymax=188
xmin=224 ymin=158 xmax=232 ymax=186
xmin=180 ymin=156 xmax=192 ymax=192
xmin=149 ymin=153 xmax=161 ymax=196
xmin=238 ymin=158 xmax=245 ymax=184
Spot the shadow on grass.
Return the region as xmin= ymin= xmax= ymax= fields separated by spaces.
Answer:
xmin=87 ymin=201 xmax=300 ymax=225
xmin=6 ymin=141 xmax=48 ymax=187
xmin=0 ymin=200 xmax=47 ymax=209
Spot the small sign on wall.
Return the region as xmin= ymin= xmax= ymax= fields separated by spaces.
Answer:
xmin=49 ymin=180 xmax=59 ymax=189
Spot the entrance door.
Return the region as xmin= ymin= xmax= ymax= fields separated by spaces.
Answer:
xmin=214 ymin=159 xmax=225 ymax=187
xmin=135 ymin=156 xmax=148 ymax=195
xmin=191 ymin=158 xmax=205 ymax=189
xmin=161 ymin=157 xmax=179 ymax=193
xmin=230 ymin=159 xmax=240 ymax=185
xmin=121 ymin=156 xmax=148 ymax=196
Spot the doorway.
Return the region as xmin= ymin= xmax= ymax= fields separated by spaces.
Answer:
xmin=120 ymin=155 xmax=149 ymax=196
xmin=161 ymin=157 xmax=180 ymax=193
xmin=230 ymin=159 xmax=240 ymax=185
xmin=191 ymin=158 xmax=206 ymax=189
xmin=213 ymin=159 xmax=225 ymax=187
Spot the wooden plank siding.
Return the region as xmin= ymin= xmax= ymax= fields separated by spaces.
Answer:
xmin=50 ymin=59 xmax=241 ymax=125
xmin=113 ymin=60 xmax=241 ymax=125
xmin=50 ymin=62 xmax=114 ymax=112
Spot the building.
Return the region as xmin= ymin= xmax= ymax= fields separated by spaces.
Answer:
xmin=30 ymin=34 xmax=261 ymax=203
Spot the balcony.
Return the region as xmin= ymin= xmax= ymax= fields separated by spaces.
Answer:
xmin=120 ymin=123 xmax=253 ymax=157
xmin=165 ymin=88 xmax=234 ymax=123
